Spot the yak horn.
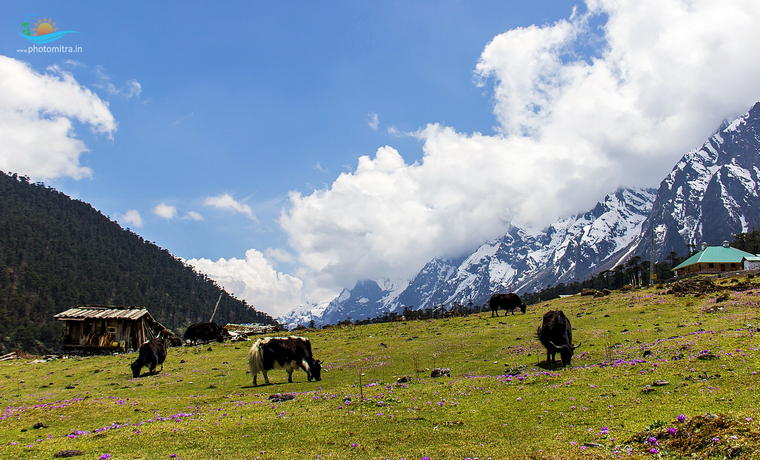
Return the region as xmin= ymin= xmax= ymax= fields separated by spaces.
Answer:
xmin=548 ymin=341 xmax=568 ymax=350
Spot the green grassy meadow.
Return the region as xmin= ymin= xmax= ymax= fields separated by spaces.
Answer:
xmin=1 ymin=276 xmax=759 ymax=459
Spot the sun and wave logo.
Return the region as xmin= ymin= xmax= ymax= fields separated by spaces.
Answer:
xmin=19 ymin=18 xmax=77 ymax=44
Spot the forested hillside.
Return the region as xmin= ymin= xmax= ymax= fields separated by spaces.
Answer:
xmin=0 ymin=172 xmax=275 ymax=353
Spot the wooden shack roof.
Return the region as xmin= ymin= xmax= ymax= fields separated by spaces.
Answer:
xmin=54 ymin=305 xmax=154 ymax=321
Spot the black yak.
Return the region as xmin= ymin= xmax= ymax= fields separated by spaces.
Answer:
xmin=247 ymin=336 xmax=322 ymax=386
xmin=489 ymin=293 xmax=526 ymax=317
xmin=130 ymin=329 xmax=179 ymax=377
xmin=131 ymin=337 xmax=167 ymax=377
xmin=537 ymin=310 xmax=581 ymax=367
xmin=183 ymin=322 xmax=230 ymax=344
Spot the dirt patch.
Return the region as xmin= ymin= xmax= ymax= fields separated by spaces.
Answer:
xmin=629 ymin=414 xmax=759 ymax=458
xmin=667 ymin=278 xmax=723 ymax=296
xmin=729 ymin=280 xmax=760 ymax=292
xmin=580 ymin=288 xmax=611 ymax=298
xmin=667 ymin=277 xmax=760 ymax=297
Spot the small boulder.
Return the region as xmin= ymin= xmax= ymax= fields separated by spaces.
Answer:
xmin=430 ymin=368 xmax=451 ymax=378
xmin=54 ymin=451 xmax=84 ymax=458
xmin=715 ymin=293 xmax=730 ymax=303
xmin=268 ymin=393 xmax=295 ymax=402
xmin=697 ymin=352 xmax=718 ymax=360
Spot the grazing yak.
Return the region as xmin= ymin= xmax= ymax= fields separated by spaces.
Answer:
xmin=537 ymin=310 xmax=581 ymax=367
xmin=489 ymin=293 xmax=526 ymax=317
xmin=183 ymin=322 xmax=230 ymax=344
xmin=248 ymin=336 xmax=322 ymax=386
xmin=131 ymin=330 xmax=177 ymax=377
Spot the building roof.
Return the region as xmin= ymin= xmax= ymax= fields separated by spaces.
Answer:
xmin=673 ymin=245 xmax=757 ymax=270
xmin=54 ymin=305 xmax=153 ymax=321
xmin=743 ymin=256 xmax=760 ymax=262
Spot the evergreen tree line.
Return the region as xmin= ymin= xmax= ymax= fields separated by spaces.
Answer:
xmin=522 ymin=228 xmax=759 ymax=304
xmin=0 ymin=172 xmax=275 ymax=354
xmin=329 ymin=229 xmax=760 ymax=327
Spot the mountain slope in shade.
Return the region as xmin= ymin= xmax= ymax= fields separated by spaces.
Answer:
xmin=621 ymin=102 xmax=760 ymax=263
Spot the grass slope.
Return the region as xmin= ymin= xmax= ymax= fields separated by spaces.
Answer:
xmin=1 ymin=276 xmax=759 ymax=459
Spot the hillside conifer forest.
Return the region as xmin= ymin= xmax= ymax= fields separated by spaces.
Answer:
xmin=0 ymin=172 xmax=275 ymax=353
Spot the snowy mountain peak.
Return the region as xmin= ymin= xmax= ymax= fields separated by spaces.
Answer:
xmin=627 ymin=101 xmax=760 ymax=261
xmin=383 ymin=186 xmax=657 ymax=313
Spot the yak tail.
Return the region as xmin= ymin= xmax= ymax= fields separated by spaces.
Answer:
xmin=248 ymin=339 xmax=264 ymax=378
xmin=535 ymin=326 xmax=542 ymax=340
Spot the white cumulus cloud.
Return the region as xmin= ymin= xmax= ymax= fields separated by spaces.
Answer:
xmin=119 ymin=209 xmax=143 ymax=228
xmin=265 ymin=247 xmax=295 ymax=264
xmin=280 ymin=0 xmax=760 ymax=296
xmin=0 ymin=56 xmax=116 ymax=180
xmin=152 ymin=202 xmax=178 ymax=219
xmin=203 ymin=193 xmax=255 ymax=220
xmin=185 ymin=249 xmax=305 ymax=316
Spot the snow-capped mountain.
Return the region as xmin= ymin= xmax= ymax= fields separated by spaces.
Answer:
xmin=281 ymin=101 xmax=760 ymax=328
xmin=282 ymin=187 xmax=655 ymax=327
xmin=623 ymin=101 xmax=760 ymax=261
xmin=278 ymin=278 xmax=407 ymax=328
xmin=390 ymin=187 xmax=656 ymax=310
xmin=277 ymin=301 xmax=329 ymax=330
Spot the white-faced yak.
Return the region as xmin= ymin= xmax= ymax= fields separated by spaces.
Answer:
xmin=247 ymin=336 xmax=322 ymax=386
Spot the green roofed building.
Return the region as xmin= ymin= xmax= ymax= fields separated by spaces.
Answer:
xmin=673 ymin=241 xmax=757 ymax=277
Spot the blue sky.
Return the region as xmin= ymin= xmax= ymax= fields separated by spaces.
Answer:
xmin=1 ymin=1 xmax=573 ymax=260
xmin=3 ymin=1 xmax=760 ymax=315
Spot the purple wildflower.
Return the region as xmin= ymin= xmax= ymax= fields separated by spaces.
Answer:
xmin=649 ymin=447 xmax=659 ymax=454
xmin=677 ymin=414 xmax=686 ymax=423
xmin=667 ymin=427 xmax=677 ymax=436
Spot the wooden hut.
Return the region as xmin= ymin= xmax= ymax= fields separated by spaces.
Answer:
xmin=54 ymin=305 xmax=167 ymax=352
